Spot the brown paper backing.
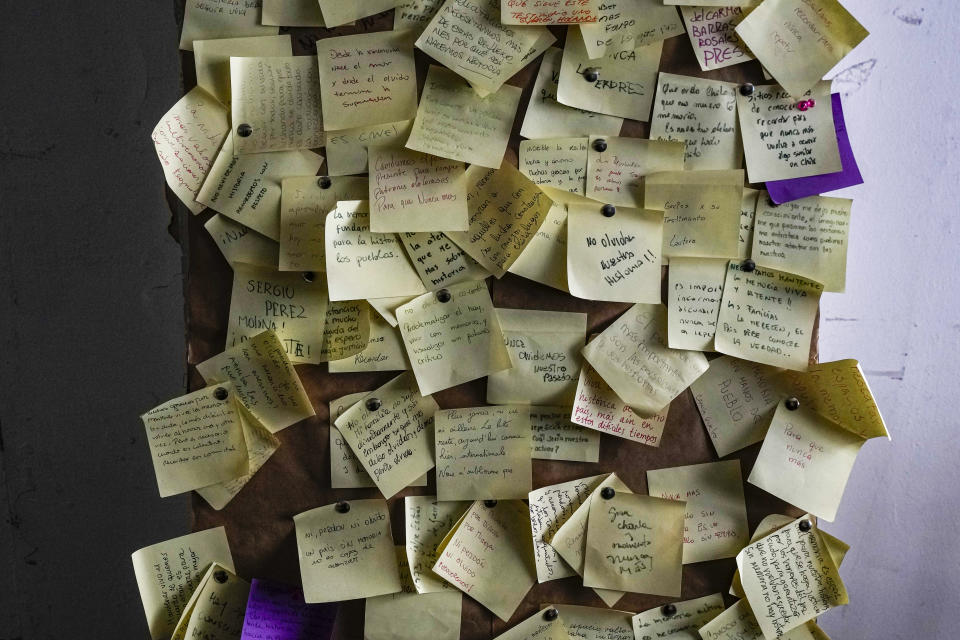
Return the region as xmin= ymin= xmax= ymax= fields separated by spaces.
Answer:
xmin=173 ymin=7 xmax=818 ymax=639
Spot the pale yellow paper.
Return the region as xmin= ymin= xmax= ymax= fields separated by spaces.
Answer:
xmin=749 ymin=403 xmax=866 ymax=521
xmin=689 ymin=355 xmax=781 ymax=457
xmin=204 ymin=214 xmax=279 ymax=269
xmin=394 ymin=0 xmax=445 ymax=32
xmin=649 ymin=74 xmax=742 ymax=170
xmin=325 ymin=120 xmax=414 ymax=177
xmin=179 ymin=0 xmax=277 ymax=51
xmin=580 ymin=0 xmax=684 ymax=58
xmin=151 ymin=86 xmax=230 ymax=214
xmin=679 ymin=6 xmax=754 ymax=72
xmin=262 ymin=0 xmax=325 ymax=26
xmin=587 ymin=137 xmax=685 ymax=208
xmin=196 ymin=329 xmax=316 ymax=433
xmin=582 ymin=304 xmax=709 ymax=416
xmin=399 ymin=231 xmax=490 ymax=291
xmin=279 ymin=176 xmax=368 ymax=272
xmin=737 ymin=516 xmax=848 ymax=637
xmin=493 ymin=608 xmax=572 ymax=640
xmin=508 ymin=202 xmax=569 ymax=292
xmin=667 ymin=257 xmax=727 ymax=351
xmin=141 ymin=383 xmax=248 ymax=498
xmin=318 ymin=299 xmax=370 ymax=362
xmin=631 ymin=593 xmax=724 ymax=640
xmin=330 ymin=392 xmax=376 ymax=488
xmin=487 ymin=309 xmax=587 ymax=405
xmin=736 ymin=0 xmax=868 ymax=97
xmin=435 ymin=406 xmax=533 ymax=500
xmin=520 ymin=48 xmax=623 ymax=140
xmin=432 ymin=500 xmax=537 ymax=620
xmin=753 ymin=195 xmax=852 ymax=292
xmin=566 ymin=204 xmax=662 ymax=303
xmin=197 ymin=136 xmax=325 ymax=240
xmin=529 ymin=474 xmax=606 ymax=582
xmin=557 ymin=31 xmax=662 ymax=122
xmin=531 ymin=407 xmax=600 ymax=462
xmin=194 ymin=35 xmax=293 ymax=106
xmin=736 ymin=82 xmax=841 ymax=183
xmin=738 ymin=188 xmax=760 ymax=259
xmin=131 ymin=527 xmax=234 ymax=640
xmin=448 ymin=164 xmax=553 ymax=277
xmin=501 ymin=0 xmax=601 ymax=25
xmin=698 ymin=600 xmax=827 ymax=640
xmin=294 ymin=499 xmax=402 ymax=603
xmin=368 ymin=294 xmax=419 ymax=327
xmin=224 ymin=264 xmax=328 ymax=363
xmin=336 ymin=372 xmax=439 ymax=498
xmin=520 ymin=138 xmax=588 ymax=195
xmin=554 ymin=604 xmax=634 ymax=640
xmin=405 ymin=496 xmax=472 ymax=593
xmin=714 ymin=261 xmax=823 ymax=371
xmin=231 ymin=56 xmax=324 ymax=154
xmin=406 ymin=65 xmax=523 ymax=169
xmin=328 ymin=313 xmax=412 ymax=373
xmin=324 ymin=201 xmax=427 ymax=301
xmin=174 ymin=564 xmax=249 ymax=640
xmin=318 ymin=0 xmax=405 ymax=26
xmin=647 ymin=460 xmax=749 ymax=564
xmin=368 ymin=146 xmax=468 ymax=232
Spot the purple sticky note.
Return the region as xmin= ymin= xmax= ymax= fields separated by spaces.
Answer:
xmin=240 ymin=579 xmax=338 ymax=640
xmin=766 ymin=93 xmax=863 ymax=204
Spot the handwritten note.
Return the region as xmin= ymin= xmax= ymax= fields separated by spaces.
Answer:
xmin=240 ymin=579 xmax=337 ymax=640
xmin=316 ymin=30 xmax=418 ymax=130
xmin=435 ymin=406 xmax=532 ymax=500
xmin=329 ymin=392 xmax=375 ymax=488
xmin=508 ymin=202 xmax=569 ymax=292
xmin=696 ymin=600 xmax=762 ymax=640
xmin=194 ymin=35 xmax=292 ymax=105
xmin=406 ymin=65 xmax=523 ymax=169
xmin=368 ymin=146 xmax=468 ymax=232
xmin=531 ymin=407 xmax=600 ymax=462
xmin=394 ymin=0 xmax=445 ymax=32
xmin=631 ymin=593 xmax=724 ymax=640
xmin=404 ymin=496 xmax=471 ymax=593
xmin=400 ymin=231 xmax=490 ymax=291
xmin=586 ymin=136 xmax=685 ymax=208
xmin=679 ymin=6 xmax=754 ymax=72
xmin=328 ymin=312 xmax=411 ymax=373
xmin=319 ymin=299 xmax=370 ymax=362
xmin=325 ymin=120 xmax=413 ymax=177
xmin=205 ymin=215 xmax=279 ymax=270
xmin=554 ymin=604 xmax=635 ymax=640
xmin=173 ymin=564 xmax=250 ymax=640
xmin=179 ymin=0 xmax=278 ymax=50
xmin=520 ymin=138 xmax=589 ymax=195
xmin=528 ymin=475 xmax=606 ymax=582
xmin=667 ymin=257 xmax=727 ymax=351
xmin=738 ymin=188 xmax=760 ymax=258
xmin=493 ymin=608 xmax=571 ymax=640
xmin=501 ymin=0 xmax=600 ymax=25
xmin=580 ymin=0 xmax=684 ymax=58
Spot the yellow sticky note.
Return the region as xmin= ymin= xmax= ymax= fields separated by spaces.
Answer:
xmin=131 ymin=527 xmax=235 ymax=640
xmin=699 ymin=600 xmax=828 ymax=640
xmin=529 ymin=474 xmax=607 ymax=582
xmin=554 ymin=605 xmax=635 ymax=639
xmin=369 ymin=294 xmax=419 ymax=327
xmin=432 ymin=500 xmax=537 ymax=620
xmin=196 ymin=329 xmax=316 ymax=433
xmin=520 ymin=48 xmax=623 ymax=140
xmin=319 ymin=299 xmax=370 ymax=362
xmin=172 ymin=564 xmax=249 ymax=640
xmin=587 ymin=136 xmax=685 ymax=208
xmin=580 ymin=0 xmax=684 ymax=58
xmin=179 ymin=0 xmax=277 ymax=50
xmin=487 ymin=309 xmax=587 ymax=405
xmin=583 ymin=492 xmax=685 ymax=597
xmin=328 ymin=311 xmax=412 ymax=373
xmin=566 ymin=204 xmax=663 ymax=304
xmin=294 ymin=499 xmax=402 ymax=603
xmin=647 ymin=460 xmax=749 ymax=564
xmin=151 ymin=86 xmax=230 ymax=215
xmin=714 ymin=261 xmax=823 ymax=371
xmin=231 ymin=56 xmax=324 ymax=154
xmin=335 ymin=372 xmax=439 ymax=498
xmin=406 ymin=65 xmax=523 ymax=169
xmin=493 ymin=607 xmax=572 ymax=640
xmin=262 ymin=0 xmax=325 ymax=26
xmin=738 ymin=187 xmax=760 ymax=259
xmin=405 ymin=496 xmax=472 ymax=593
xmin=679 ymin=7 xmax=755 ymax=72
xmin=582 ymin=304 xmax=709 ymax=416
xmin=736 ymin=0 xmax=868 ymax=97
xmin=531 ymin=407 xmax=601 ymax=462
xmin=753 ymin=194 xmax=852 ymax=292
xmin=736 ymin=82 xmax=841 ymax=183
xmin=667 ymin=257 xmax=728 ymax=351
xmin=448 ymin=164 xmax=553 ymax=277
xmin=323 ymin=201 xmax=427 ymax=301
xmin=325 ymin=120 xmax=414 ymax=177
xmin=501 ymin=0 xmax=601 ymax=25
xmin=319 ymin=0 xmax=405 ymax=26
xmin=508 ymin=202 xmax=570 ymax=292
xmin=649 ymin=74 xmax=742 ymax=170
xmin=631 ymin=593 xmax=724 ymax=639
xmin=368 ymin=146 xmax=468 ymax=232
xmin=317 ymin=31 xmax=419 ymax=130
xmin=399 ymin=231 xmax=490 ymax=291
xmin=520 ymin=138 xmax=589 ymax=195
xmin=557 ymin=30 xmax=662 ymax=122
xmin=279 ymin=176 xmax=369 ymax=272
xmin=330 ymin=392 xmax=376 ymax=489
xmin=435 ymin=406 xmax=533 ymax=500
xmin=204 ymin=214 xmax=279 ymax=270
xmin=394 ymin=0 xmax=445 ymax=32
xmin=194 ymin=36 xmax=293 ymax=106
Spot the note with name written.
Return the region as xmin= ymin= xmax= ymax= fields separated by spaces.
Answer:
xmin=326 ymin=120 xmax=414 ymax=177
xmin=680 ymin=6 xmax=754 ymax=72
xmin=580 ymin=0 xmax=684 ymax=58
xmin=394 ymin=0 xmax=444 ymax=32
xmin=583 ymin=492 xmax=685 ymax=596
xmin=714 ymin=261 xmax=822 ymax=371
xmin=529 ymin=475 xmax=606 ymax=582
xmin=205 ymin=215 xmax=279 ymax=270
xmin=520 ymin=138 xmax=588 ymax=195
xmin=294 ymin=499 xmax=402 ymax=603
xmin=435 ymin=406 xmax=532 ymax=500
xmin=151 ymin=87 xmax=230 ymax=215
xmin=141 ymin=384 xmax=248 ymax=498
xmin=520 ymin=48 xmax=623 ymax=139
xmin=586 ymin=136 xmax=685 ymax=208
xmin=329 ymin=393 xmax=375 ymax=488
xmin=328 ymin=312 xmax=412 ymax=373
xmin=647 ymin=460 xmax=749 ymax=563
xmin=501 ymin=0 xmax=601 ymax=25
xmin=197 ymin=330 xmax=315 ymax=433
xmin=554 ymin=604 xmax=635 ymax=640
xmin=737 ymin=82 xmax=840 ymax=183
xmin=508 ymin=202 xmax=569 ymax=292
xmin=194 ymin=35 xmax=292 ymax=105
xmin=400 ymin=231 xmax=490 ymax=292
xmin=406 ymin=65 xmax=523 ymax=169
xmin=316 ymin=30 xmax=418 ymax=131
xmin=405 ymin=496 xmax=471 ymax=593
xmin=752 ymin=194 xmax=852 ymax=292
xmin=566 ymin=204 xmax=663 ymax=304
xmin=667 ymin=257 xmax=727 ymax=351
xmin=319 ymin=0 xmax=405 ymax=26
xmin=368 ymin=146 xmax=468 ymax=232
xmin=397 ymin=280 xmax=511 ymax=395
xmin=231 ymin=56 xmax=324 ymax=154
xmin=172 ymin=564 xmax=249 ymax=640
xmin=631 ymin=593 xmax=724 ymax=640
xmin=319 ymin=299 xmax=370 ymax=362
xmin=179 ymin=0 xmax=278 ymax=50
xmin=531 ymin=407 xmax=600 ymax=462
xmin=649 ymin=74 xmax=742 ymax=170
xmin=433 ymin=500 xmax=537 ymax=620
xmin=240 ymin=579 xmax=337 ymax=640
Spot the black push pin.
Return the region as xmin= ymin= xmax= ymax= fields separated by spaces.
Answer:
xmin=543 ymin=608 xmax=559 ymax=621
xmin=484 ymin=500 xmax=498 ymax=508
xmin=214 ymin=570 xmax=228 ymax=584
xmin=601 ymin=487 xmax=616 ymax=500
xmin=365 ymin=397 xmax=381 ymax=412
xmin=739 ymin=83 xmax=755 ymax=97
xmin=592 ymin=139 xmax=608 ymax=153
xmin=785 ymin=397 xmax=800 ymax=411
xmin=799 ymin=519 xmax=813 ymax=532
xmin=302 ymin=271 xmax=315 ymax=283
xmin=213 ymin=387 xmax=229 ymax=401
xmin=236 ymin=123 xmax=253 ymax=137
xmin=317 ymin=176 xmax=332 ymax=189
xmin=661 ymin=604 xmax=677 ymax=617
xmin=741 ymin=259 xmax=756 ymax=273
xmin=335 ymin=501 xmax=351 ymax=514
xmin=583 ymin=67 xmax=599 ymax=82
xmin=601 ymin=204 xmax=616 ymax=217
xmin=436 ymin=289 xmax=452 ymax=303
